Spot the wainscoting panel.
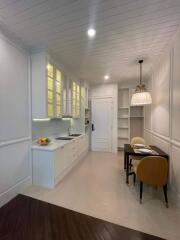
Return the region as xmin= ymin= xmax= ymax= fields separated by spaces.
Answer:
xmin=144 ymin=129 xmax=180 ymax=200
xmin=0 ymin=32 xmax=31 ymax=207
xmin=144 ymin=30 xmax=180 ymax=203
xmin=0 ymin=140 xmax=31 ymax=207
xmin=171 ymin=145 xmax=180 ymax=199
xmin=151 ymin=134 xmax=170 ymax=154
xmin=172 ymin=32 xmax=180 ymax=143
xmin=144 ymin=130 xmax=152 ymax=145
xmin=151 ymin=54 xmax=170 ymax=138
xmin=144 ymin=129 xmax=170 ymax=154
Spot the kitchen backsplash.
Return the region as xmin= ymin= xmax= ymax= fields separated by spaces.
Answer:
xmin=32 ymin=119 xmax=71 ymax=140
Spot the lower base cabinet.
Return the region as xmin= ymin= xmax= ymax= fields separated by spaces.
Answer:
xmin=32 ymin=135 xmax=89 ymax=189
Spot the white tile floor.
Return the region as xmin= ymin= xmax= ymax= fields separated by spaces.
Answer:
xmin=24 ymin=151 xmax=180 ymax=240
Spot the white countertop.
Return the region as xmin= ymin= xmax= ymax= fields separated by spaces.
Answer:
xmin=32 ymin=134 xmax=85 ymax=152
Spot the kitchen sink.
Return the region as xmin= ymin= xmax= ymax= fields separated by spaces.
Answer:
xmin=55 ymin=137 xmax=74 ymax=140
xmin=69 ymin=134 xmax=81 ymax=137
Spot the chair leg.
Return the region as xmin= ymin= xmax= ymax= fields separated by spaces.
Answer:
xmin=140 ymin=181 xmax=143 ymax=204
xmin=133 ymin=173 xmax=136 ymax=185
xmin=129 ymin=159 xmax=132 ymax=171
xmin=163 ymin=184 xmax=169 ymax=208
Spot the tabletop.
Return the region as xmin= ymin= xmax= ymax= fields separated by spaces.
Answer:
xmin=124 ymin=144 xmax=168 ymax=158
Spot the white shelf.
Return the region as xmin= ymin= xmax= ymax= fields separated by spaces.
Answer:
xmin=118 ymin=136 xmax=129 ymax=139
xmin=119 ymin=107 xmax=129 ymax=109
xmin=118 ymin=88 xmax=130 ymax=150
xmin=130 ymin=116 xmax=144 ymax=118
xmin=118 ymin=146 xmax=124 ymax=149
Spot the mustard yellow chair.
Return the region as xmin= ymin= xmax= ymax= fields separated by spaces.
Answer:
xmin=130 ymin=137 xmax=145 ymax=170
xmin=134 ymin=156 xmax=168 ymax=207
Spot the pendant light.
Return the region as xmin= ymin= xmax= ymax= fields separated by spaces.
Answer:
xmin=131 ymin=60 xmax=152 ymax=106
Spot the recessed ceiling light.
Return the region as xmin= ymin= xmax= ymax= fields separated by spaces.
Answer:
xmin=104 ymin=75 xmax=110 ymax=80
xmin=87 ymin=28 xmax=96 ymax=38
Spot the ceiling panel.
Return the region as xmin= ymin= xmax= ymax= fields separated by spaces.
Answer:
xmin=0 ymin=0 xmax=180 ymax=84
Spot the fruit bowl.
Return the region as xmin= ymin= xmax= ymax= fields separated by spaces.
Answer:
xmin=38 ymin=137 xmax=51 ymax=146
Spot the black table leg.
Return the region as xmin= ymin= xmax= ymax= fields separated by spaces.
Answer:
xmin=126 ymin=153 xmax=129 ymax=184
xmin=124 ymin=151 xmax=126 ymax=170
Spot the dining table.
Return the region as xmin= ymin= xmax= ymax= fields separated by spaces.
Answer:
xmin=124 ymin=144 xmax=169 ymax=184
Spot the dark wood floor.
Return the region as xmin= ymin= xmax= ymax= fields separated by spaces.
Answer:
xmin=0 ymin=195 xmax=165 ymax=240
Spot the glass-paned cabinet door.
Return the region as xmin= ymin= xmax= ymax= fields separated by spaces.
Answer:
xmin=76 ymin=84 xmax=80 ymax=118
xmin=72 ymin=81 xmax=76 ymax=117
xmin=72 ymin=81 xmax=81 ymax=118
xmin=55 ymin=68 xmax=62 ymax=118
xmin=47 ymin=63 xmax=54 ymax=118
xmin=81 ymin=85 xmax=85 ymax=103
xmin=63 ymin=79 xmax=67 ymax=116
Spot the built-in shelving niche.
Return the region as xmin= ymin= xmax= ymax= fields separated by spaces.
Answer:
xmin=130 ymin=106 xmax=144 ymax=140
xmin=118 ymin=88 xmax=130 ymax=149
xmin=117 ymin=88 xmax=144 ymax=150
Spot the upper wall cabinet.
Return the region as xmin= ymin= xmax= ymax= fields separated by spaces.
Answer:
xmin=31 ymin=52 xmax=62 ymax=119
xmin=62 ymin=75 xmax=72 ymax=117
xmin=72 ymin=81 xmax=81 ymax=118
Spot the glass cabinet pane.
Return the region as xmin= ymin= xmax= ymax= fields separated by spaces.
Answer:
xmin=56 ymin=69 xmax=61 ymax=82
xmin=48 ymin=77 xmax=53 ymax=91
xmin=73 ymin=82 xmax=76 ymax=91
xmin=55 ymin=68 xmax=62 ymax=117
xmin=48 ymin=104 xmax=53 ymax=117
xmin=77 ymin=85 xmax=79 ymax=93
xmin=56 ymin=82 xmax=61 ymax=93
xmin=77 ymin=94 xmax=80 ymax=101
xmin=72 ymin=91 xmax=76 ymax=99
xmin=47 ymin=63 xmax=53 ymax=78
xmin=56 ymin=105 xmax=61 ymax=117
xmin=48 ymin=90 xmax=53 ymax=103
xmin=72 ymin=81 xmax=81 ymax=118
xmin=56 ymin=94 xmax=61 ymax=105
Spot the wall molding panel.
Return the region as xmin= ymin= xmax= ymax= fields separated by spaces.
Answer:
xmin=0 ymin=32 xmax=31 ymax=206
xmin=0 ymin=176 xmax=31 ymax=208
xmin=144 ymin=29 xmax=180 ymax=202
xmin=144 ymin=129 xmax=170 ymax=144
xmin=0 ymin=137 xmax=31 ymax=148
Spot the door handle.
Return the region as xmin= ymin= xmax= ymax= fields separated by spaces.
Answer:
xmin=92 ymin=124 xmax=95 ymax=131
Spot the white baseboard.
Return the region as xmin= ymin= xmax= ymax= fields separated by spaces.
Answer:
xmin=0 ymin=176 xmax=32 ymax=207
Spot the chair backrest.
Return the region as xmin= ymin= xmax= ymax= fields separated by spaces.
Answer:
xmin=131 ymin=137 xmax=145 ymax=145
xmin=136 ymin=156 xmax=168 ymax=187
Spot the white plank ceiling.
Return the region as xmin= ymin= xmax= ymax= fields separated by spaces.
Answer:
xmin=0 ymin=0 xmax=180 ymax=84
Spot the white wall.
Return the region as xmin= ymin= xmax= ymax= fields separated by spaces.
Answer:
xmin=0 ymin=32 xmax=31 ymax=206
xmin=144 ymin=29 xmax=180 ymax=201
xmin=90 ymin=84 xmax=118 ymax=153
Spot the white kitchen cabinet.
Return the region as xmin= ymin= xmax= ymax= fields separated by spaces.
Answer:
xmin=31 ymin=52 xmax=63 ymax=119
xmin=32 ymin=135 xmax=88 ymax=188
xmin=62 ymin=75 xmax=72 ymax=117
xmin=72 ymin=81 xmax=81 ymax=118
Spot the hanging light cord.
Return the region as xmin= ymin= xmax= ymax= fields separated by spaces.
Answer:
xmin=139 ymin=59 xmax=143 ymax=85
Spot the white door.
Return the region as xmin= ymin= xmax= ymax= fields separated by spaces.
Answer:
xmin=91 ymin=98 xmax=113 ymax=152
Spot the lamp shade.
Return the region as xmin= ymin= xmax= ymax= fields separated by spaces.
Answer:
xmin=131 ymin=91 xmax=152 ymax=106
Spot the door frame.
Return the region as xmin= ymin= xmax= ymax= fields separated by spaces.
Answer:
xmin=91 ymin=96 xmax=113 ymax=152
